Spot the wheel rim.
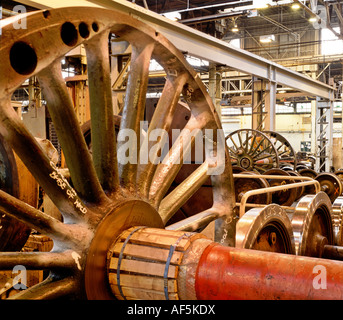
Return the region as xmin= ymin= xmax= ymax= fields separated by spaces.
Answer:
xmin=315 ymin=173 xmax=343 ymax=202
xmin=291 ymin=192 xmax=334 ymax=257
xmin=226 ymin=129 xmax=279 ymax=173
xmin=235 ymin=204 xmax=295 ymax=254
xmin=0 ymin=7 xmax=235 ymax=299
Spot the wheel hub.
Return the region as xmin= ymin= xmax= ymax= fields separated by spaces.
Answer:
xmin=85 ymin=200 xmax=162 ymax=299
xmin=239 ymin=156 xmax=253 ymax=170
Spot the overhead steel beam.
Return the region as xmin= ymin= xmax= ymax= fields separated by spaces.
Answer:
xmin=17 ymin=0 xmax=335 ymax=100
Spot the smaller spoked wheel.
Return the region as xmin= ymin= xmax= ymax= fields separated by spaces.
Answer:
xmin=235 ymin=204 xmax=295 ymax=254
xmin=290 ymin=192 xmax=334 ymax=257
xmin=226 ymin=129 xmax=279 ymax=173
xmin=264 ymin=131 xmax=297 ymax=170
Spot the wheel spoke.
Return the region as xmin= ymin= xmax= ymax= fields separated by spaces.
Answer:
xmin=229 ymin=135 xmax=240 ymax=151
xmin=252 ymin=145 xmax=273 ymax=159
xmin=276 ymin=144 xmax=283 ymax=152
xmin=0 ymin=251 xmax=77 ymax=270
xmin=159 ymin=162 xmax=209 ymax=225
xmin=0 ymin=190 xmax=87 ymax=244
xmin=278 ymin=150 xmax=289 ymax=157
xmin=237 ymin=131 xmax=244 ymax=149
xmin=166 ymin=207 xmax=220 ymax=231
xmin=211 ymin=148 xmax=236 ymax=210
xmin=250 ymin=136 xmax=266 ymax=156
xmin=248 ymin=132 xmax=258 ymax=154
xmin=85 ymin=32 xmax=119 ymax=193
xmin=244 ymin=132 xmax=250 ymax=152
xmin=0 ymin=99 xmax=86 ymax=221
xmin=137 ymin=74 xmax=188 ymax=197
xmin=253 ymin=153 xmax=273 ymax=162
xmin=227 ymin=146 xmax=238 ymax=156
xmin=118 ymin=42 xmax=155 ymax=192
xmin=8 ymin=276 xmax=77 ymax=300
xmin=149 ymin=115 xmax=205 ymax=207
xmin=37 ymin=61 xmax=106 ymax=205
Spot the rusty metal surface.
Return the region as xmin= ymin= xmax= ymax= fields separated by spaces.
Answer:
xmin=195 ymin=242 xmax=343 ymax=300
xmin=234 ymin=171 xmax=271 ymax=205
xmin=264 ymin=168 xmax=297 ymax=206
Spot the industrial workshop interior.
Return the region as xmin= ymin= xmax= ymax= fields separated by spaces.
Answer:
xmin=3 ymin=0 xmax=343 ymax=302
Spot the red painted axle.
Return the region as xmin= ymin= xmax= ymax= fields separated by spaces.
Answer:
xmin=195 ymin=243 xmax=343 ymax=300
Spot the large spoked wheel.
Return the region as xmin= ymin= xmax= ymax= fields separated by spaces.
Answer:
xmin=0 ymin=8 xmax=235 ymax=299
xmin=226 ymin=129 xmax=279 ymax=173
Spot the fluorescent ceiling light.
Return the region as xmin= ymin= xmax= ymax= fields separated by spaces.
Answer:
xmin=291 ymin=3 xmax=300 ymax=9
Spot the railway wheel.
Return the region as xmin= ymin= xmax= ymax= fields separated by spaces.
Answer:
xmin=299 ymin=168 xmax=318 ymax=194
xmin=235 ymin=204 xmax=295 ymax=254
xmin=234 ymin=171 xmax=271 ymax=205
xmin=288 ymin=170 xmax=305 ymax=201
xmin=263 ymin=168 xmax=297 ymax=206
xmin=0 ymin=7 xmax=235 ymax=299
xmin=290 ymin=192 xmax=334 ymax=257
xmin=316 ymin=173 xmax=342 ymax=202
xmin=226 ymin=129 xmax=279 ymax=173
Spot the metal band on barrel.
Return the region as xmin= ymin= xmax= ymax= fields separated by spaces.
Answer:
xmin=163 ymin=232 xmax=192 ymax=300
xmin=117 ymin=226 xmax=146 ymax=300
